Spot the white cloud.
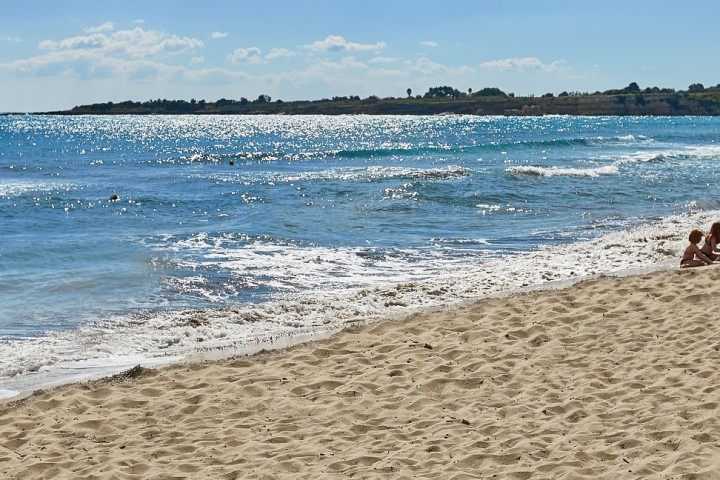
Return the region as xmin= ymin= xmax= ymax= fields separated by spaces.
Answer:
xmin=112 ymin=28 xmax=204 ymax=58
xmin=85 ymin=22 xmax=115 ymax=34
xmin=266 ymin=48 xmax=297 ymax=60
xmin=228 ymin=47 xmax=263 ymax=64
xmin=406 ymin=57 xmax=474 ymax=75
xmin=227 ymin=47 xmax=298 ymax=64
xmin=314 ymin=56 xmax=367 ymax=71
xmin=304 ymin=35 xmax=385 ymax=53
xmin=3 ymin=26 xmax=206 ymax=83
xmin=411 ymin=57 xmax=445 ymax=74
xmin=369 ymin=56 xmax=400 ymax=64
xmin=37 ymin=27 xmax=203 ymax=59
xmin=365 ymin=57 xmax=475 ymax=80
xmin=153 ymin=34 xmax=204 ymax=56
xmin=481 ymin=57 xmax=566 ymax=73
xmin=191 ymin=56 xmax=205 ymax=65
xmin=3 ymin=46 xmax=247 ymax=85
xmin=421 ymin=40 xmax=438 ymax=47
xmin=40 ymin=34 xmax=106 ymax=51
xmin=2 ymin=36 xmax=22 ymax=43
xmin=210 ymin=31 xmax=228 ymax=39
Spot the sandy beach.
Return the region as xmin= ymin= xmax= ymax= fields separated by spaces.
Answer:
xmin=3 ymin=265 xmax=720 ymax=479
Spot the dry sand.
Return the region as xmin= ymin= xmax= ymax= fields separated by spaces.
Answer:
xmin=3 ymin=266 xmax=720 ymax=479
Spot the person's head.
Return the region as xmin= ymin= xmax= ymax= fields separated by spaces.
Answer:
xmin=710 ymin=222 xmax=720 ymax=239
xmin=689 ymin=229 xmax=704 ymax=244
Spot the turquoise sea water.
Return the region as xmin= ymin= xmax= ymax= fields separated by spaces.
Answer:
xmin=1 ymin=114 xmax=719 ymax=396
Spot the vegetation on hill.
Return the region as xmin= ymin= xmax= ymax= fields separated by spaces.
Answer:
xmin=44 ymin=82 xmax=720 ymax=116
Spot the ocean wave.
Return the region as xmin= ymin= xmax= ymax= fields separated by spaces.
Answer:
xmin=140 ymin=134 xmax=662 ymax=167
xmin=513 ymin=137 xmax=591 ymax=149
xmin=659 ymin=145 xmax=720 ymax=161
xmin=334 ymin=146 xmax=437 ymax=159
xmin=198 ymin=165 xmax=473 ymax=187
xmin=693 ymin=198 xmax=720 ymax=211
xmin=276 ymin=165 xmax=473 ymax=183
xmin=685 ymin=145 xmax=720 ymax=157
xmin=430 ymin=237 xmax=491 ymax=246
xmin=498 ymin=134 xmax=650 ymax=152
xmin=480 ymin=135 xmax=648 ymax=153
xmin=614 ymin=144 xmax=720 ymax=166
xmin=176 ymin=146 xmax=471 ymax=164
xmin=177 ymin=151 xmax=286 ymax=164
xmin=591 ymin=134 xmax=651 ymax=145
xmin=506 ymin=165 xmax=619 ymax=177
xmin=371 ymin=165 xmax=472 ymax=181
xmin=341 ymin=138 xmax=597 ymax=156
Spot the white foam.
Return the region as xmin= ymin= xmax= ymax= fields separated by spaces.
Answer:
xmin=617 ymin=134 xmax=636 ymax=142
xmin=616 ymin=144 xmax=720 ymax=166
xmin=508 ymin=142 xmax=720 ymax=179
xmin=507 ymin=165 xmax=619 ymax=177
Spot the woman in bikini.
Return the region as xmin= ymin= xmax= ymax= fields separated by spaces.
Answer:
xmin=681 ymin=229 xmax=713 ymax=268
xmin=700 ymin=221 xmax=720 ymax=262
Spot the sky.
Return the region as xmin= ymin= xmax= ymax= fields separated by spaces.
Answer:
xmin=1 ymin=0 xmax=719 ymax=112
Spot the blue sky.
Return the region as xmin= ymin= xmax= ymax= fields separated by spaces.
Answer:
xmin=1 ymin=0 xmax=718 ymax=112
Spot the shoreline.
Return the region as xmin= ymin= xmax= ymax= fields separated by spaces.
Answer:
xmin=0 ymin=328 xmax=342 ymax=403
xmin=3 ymin=264 xmax=720 ymax=477
xmin=0 ymin=258 xmax=678 ymax=403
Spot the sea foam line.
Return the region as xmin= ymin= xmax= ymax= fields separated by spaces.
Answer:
xmin=506 ymin=165 xmax=619 ymax=177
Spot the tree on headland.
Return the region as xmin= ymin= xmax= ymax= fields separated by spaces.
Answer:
xmin=216 ymin=98 xmax=235 ymax=107
xmin=643 ymin=86 xmax=673 ymax=94
xmin=602 ymin=82 xmax=642 ymax=95
xmin=688 ymin=83 xmax=705 ymax=93
xmin=424 ymin=86 xmax=461 ymax=99
xmin=407 ymin=88 xmax=412 ymax=98
xmin=472 ymin=87 xmax=508 ymax=97
xmin=625 ymin=82 xmax=641 ymax=93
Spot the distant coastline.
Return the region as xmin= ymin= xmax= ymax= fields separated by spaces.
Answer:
xmin=22 ymin=83 xmax=720 ymax=116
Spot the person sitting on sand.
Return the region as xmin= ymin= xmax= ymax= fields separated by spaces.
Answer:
xmin=700 ymin=222 xmax=720 ymax=262
xmin=680 ymin=229 xmax=713 ymax=268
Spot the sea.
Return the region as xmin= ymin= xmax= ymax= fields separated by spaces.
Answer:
xmin=2 ymin=114 xmax=719 ymax=399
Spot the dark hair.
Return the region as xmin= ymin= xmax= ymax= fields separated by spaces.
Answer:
xmin=689 ymin=229 xmax=704 ymax=243
xmin=709 ymin=222 xmax=720 ymax=240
